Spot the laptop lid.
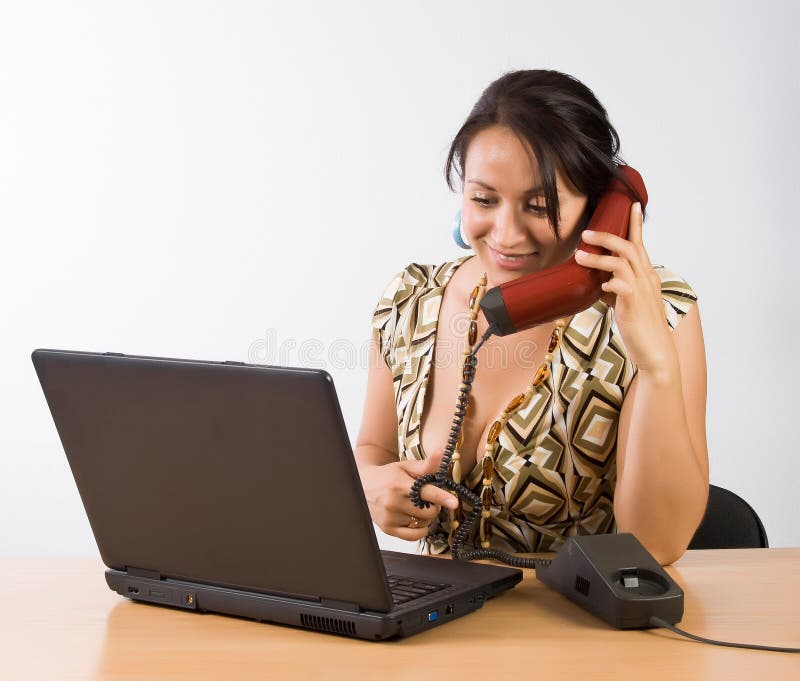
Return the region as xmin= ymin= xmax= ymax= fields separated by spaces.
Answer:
xmin=32 ymin=349 xmax=394 ymax=612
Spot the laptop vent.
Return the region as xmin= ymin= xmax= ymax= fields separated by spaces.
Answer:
xmin=574 ymin=574 xmax=591 ymax=596
xmin=300 ymin=613 xmax=357 ymax=636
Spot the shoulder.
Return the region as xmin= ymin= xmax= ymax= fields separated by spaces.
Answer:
xmin=652 ymin=264 xmax=698 ymax=331
xmin=374 ymin=258 xmax=467 ymax=307
xmin=370 ymin=257 xmax=468 ymax=368
xmin=561 ymin=263 xmax=698 ymax=382
xmin=372 ymin=257 xmax=469 ymax=320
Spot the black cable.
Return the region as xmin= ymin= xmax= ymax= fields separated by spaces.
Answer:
xmin=649 ymin=616 xmax=800 ymax=654
xmin=409 ymin=324 xmax=550 ymax=570
xmin=408 ymin=325 xmax=798 ymax=654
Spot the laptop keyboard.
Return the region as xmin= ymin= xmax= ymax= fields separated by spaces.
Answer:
xmin=386 ymin=575 xmax=450 ymax=606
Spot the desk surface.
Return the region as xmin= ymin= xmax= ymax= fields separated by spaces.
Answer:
xmin=3 ymin=549 xmax=799 ymax=680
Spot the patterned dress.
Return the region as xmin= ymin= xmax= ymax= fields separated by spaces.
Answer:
xmin=370 ymin=254 xmax=698 ymax=555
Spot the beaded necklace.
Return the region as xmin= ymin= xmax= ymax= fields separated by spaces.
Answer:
xmin=446 ymin=273 xmax=567 ymax=550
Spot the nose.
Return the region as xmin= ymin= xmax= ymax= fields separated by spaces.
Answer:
xmin=492 ymin=204 xmax=530 ymax=249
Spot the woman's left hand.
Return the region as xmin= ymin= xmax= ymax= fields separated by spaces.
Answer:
xmin=574 ymin=202 xmax=678 ymax=375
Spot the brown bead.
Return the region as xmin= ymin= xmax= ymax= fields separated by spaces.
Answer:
xmin=482 ymin=456 xmax=494 ymax=479
xmin=480 ymin=518 xmax=493 ymax=542
xmin=487 ymin=420 xmax=502 ymax=444
xmin=505 ymin=393 xmax=525 ymax=412
xmin=462 ymin=365 xmax=472 ymax=382
xmin=468 ymin=320 xmax=477 ymax=346
xmin=532 ymin=364 xmax=550 ymax=386
xmin=469 ymin=286 xmax=481 ymax=309
xmin=455 ymin=430 xmax=464 ymax=450
xmin=481 ymin=485 xmax=493 ymax=509
xmin=548 ymin=328 xmax=560 ymax=353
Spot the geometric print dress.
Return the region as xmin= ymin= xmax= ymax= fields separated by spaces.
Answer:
xmin=371 ymin=254 xmax=698 ymax=555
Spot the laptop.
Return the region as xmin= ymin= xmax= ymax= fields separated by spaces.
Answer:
xmin=31 ymin=348 xmax=522 ymax=640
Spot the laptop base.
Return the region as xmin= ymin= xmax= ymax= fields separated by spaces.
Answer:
xmin=106 ymin=551 xmax=522 ymax=641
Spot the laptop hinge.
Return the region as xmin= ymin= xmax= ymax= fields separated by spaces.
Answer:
xmin=127 ymin=567 xmax=162 ymax=580
xmin=320 ymin=598 xmax=361 ymax=613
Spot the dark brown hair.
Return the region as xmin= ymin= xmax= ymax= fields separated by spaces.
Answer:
xmin=444 ymin=69 xmax=645 ymax=238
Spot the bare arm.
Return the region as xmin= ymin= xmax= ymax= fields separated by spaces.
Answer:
xmin=355 ymin=336 xmax=457 ymax=541
xmin=354 ymin=339 xmax=400 ymax=469
xmin=614 ymin=302 xmax=709 ymax=565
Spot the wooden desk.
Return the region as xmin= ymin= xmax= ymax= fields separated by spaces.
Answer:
xmin=3 ymin=549 xmax=798 ymax=680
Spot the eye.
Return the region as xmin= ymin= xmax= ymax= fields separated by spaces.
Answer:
xmin=527 ymin=204 xmax=547 ymax=214
xmin=471 ymin=197 xmax=491 ymax=207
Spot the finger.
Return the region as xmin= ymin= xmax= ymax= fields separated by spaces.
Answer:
xmin=575 ymin=214 xmax=653 ymax=277
xmin=574 ymin=249 xmax=634 ymax=280
xmin=389 ymin=507 xmax=439 ymax=528
xmin=399 ymin=453 xmax=446 ymax=477
xmin=580 ymin=229 xmax=634 ymax=257
xmin=627 ymin=201 xmax=644 ymax=246
xmin=601 ymin=278 xmax=633 ymax=297
xmin=627 ymin=202 xmax=656 ymax=275
xmin=394 ymin=498 xmax=443 ymax=522
xmin=581 ymin=226 xmax=653 ymax=277
xmin=420 ymin=482 xmax=459 ymax=510
xmin=390 ymin=526 xmax=433 ymax=542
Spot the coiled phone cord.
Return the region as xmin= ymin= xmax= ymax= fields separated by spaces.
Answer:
xmin=409 ymin=325 xmax=800 ymax=653
xmin=409 ymin=324 xmax=550 ymax=571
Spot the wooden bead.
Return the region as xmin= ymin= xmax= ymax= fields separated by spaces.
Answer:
xmin=468 ymin=320 xmax=477 ymax=345
xmin=505 ymin=393 xmax=525 ymax=412
xmin=482 ymin=456 xmax=494 ymax=479
xmin=481 ymin=509 xmax=491 ymax=519
xmin=481 ymin=540 xmax=490 ymax=549
xmin=487 ymin=420 xmax=502 ymax=444
xmin=469 ymin=286 xmax=480 ymax=309
xmin=532 ymin=364 xmax=549 ymax=386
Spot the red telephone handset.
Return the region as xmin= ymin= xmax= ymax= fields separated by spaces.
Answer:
xmin=479 ymin=165 xmax=647 ymax=336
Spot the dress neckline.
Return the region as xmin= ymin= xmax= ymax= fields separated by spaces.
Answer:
xmin=412 ymin=255 xmax=574 ymax=476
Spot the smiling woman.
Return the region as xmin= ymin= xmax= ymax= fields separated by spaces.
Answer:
xmin=354 ymin=69 xmax=709 ymax=566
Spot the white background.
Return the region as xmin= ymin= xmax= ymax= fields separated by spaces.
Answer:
xmin=1 ymin=0 xmax=798 ymax=556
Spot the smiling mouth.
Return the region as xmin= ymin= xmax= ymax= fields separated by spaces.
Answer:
xmin=488 ymin=244 xmax=537 ymax=261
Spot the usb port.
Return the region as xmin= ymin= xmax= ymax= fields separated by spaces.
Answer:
xmin=128 ymin=586 xmax=139 ymax=594
xmin=427 ymin=610 xmax=439 ymax=622
xmin=445 ymin=604 xmax=454 ymax=615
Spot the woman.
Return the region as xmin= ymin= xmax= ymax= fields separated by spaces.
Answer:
xmin=355 ymin=69 xmax=708 ymax=566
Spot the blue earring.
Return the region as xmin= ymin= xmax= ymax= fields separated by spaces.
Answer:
xmin=452 ymin=209 xmax=471 ymax=249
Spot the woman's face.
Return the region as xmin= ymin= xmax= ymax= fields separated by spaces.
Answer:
xmin=461 ymin=125 xmax=589 ymax=288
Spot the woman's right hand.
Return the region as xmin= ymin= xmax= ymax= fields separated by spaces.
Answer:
xmin=359 ymin=452 xmax=459 ymax=541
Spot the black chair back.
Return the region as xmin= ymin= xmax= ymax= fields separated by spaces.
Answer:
xmin=688 ymin=484 xmax=768 ymax=550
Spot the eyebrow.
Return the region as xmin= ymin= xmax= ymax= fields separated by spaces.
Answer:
xmin=466 ymin=178 xmax=546 ymax=194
